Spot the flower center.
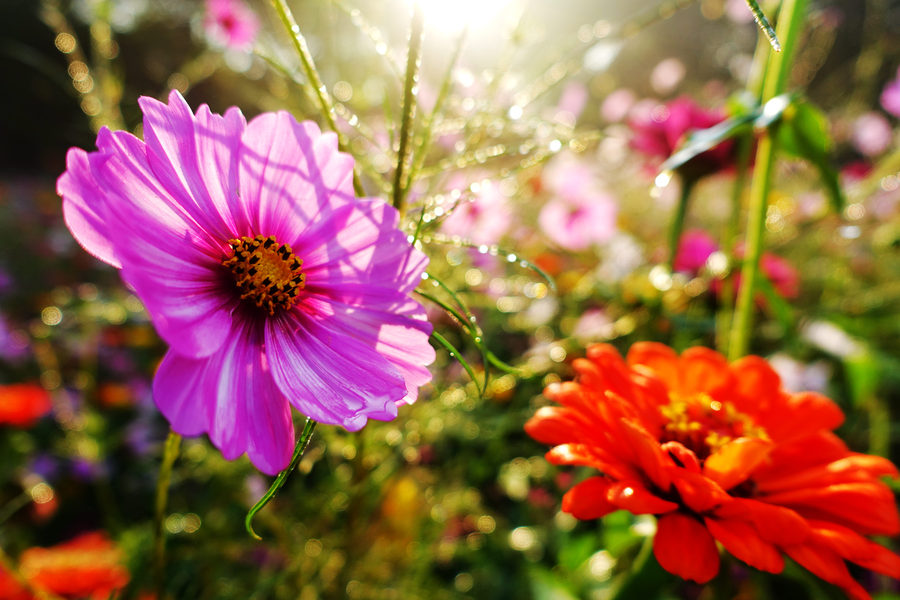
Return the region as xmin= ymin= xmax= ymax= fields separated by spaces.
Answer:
xmin=659 ymin=393 xmax=767 ymax=460
xmin=222 ymin=235 xmax=305 ymax=315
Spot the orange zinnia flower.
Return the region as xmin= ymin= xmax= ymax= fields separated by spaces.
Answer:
xmin=18 ymin=531 xmax=130 ymax=599
xmin=0 ymin=384 xmax=52 ymax=428
xmin=525 ymin=342 xmax=900 ymax=599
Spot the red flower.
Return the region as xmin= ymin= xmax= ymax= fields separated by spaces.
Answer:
xmin=629 ymin=97 xmax=737 ymax=180
xmin=0 ymin=384 xmax=51 ymax=427
xmin=0 ymin=567 xmax=31 ymax=600
xmin=18 ymin=532 xmax=129 ymax=599
xmin=525 ymin=343 xmax=900 ymax=599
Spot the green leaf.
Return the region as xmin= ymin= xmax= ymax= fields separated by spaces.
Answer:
xmin=755 ymin=271 xmax=795 ymax=333
xmin=658 ymin=112 xmax=756 ymax=175
xmin=844 ymin=350 xmax=880 ymax=408
xmin=528 ymin=566 xmax=580 ymax=600
xmin=776 ymin=100 xmax=845 ymax=213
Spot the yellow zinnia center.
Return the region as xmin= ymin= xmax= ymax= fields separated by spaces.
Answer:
xmin=222 ymin=235 xmax=305 ymax=315
xmin=660 ymin=392 xmax=767 ymax=459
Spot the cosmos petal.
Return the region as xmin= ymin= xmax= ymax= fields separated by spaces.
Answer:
xmin=57 ymin=147 xmax=121 ymax=268
xmin=138 ymin=90 xmax=250 ymax=240
xmin=653 ymin=513 xmax=720 ymax=584
xmin=265 ymin=310 xmax=408 ymax=430
xmin=239 ymin=113 xmax=356 ymax=246
xmin=152 ymin=321 xmax=294 ymax=475
xmin=92 ymin=127 xmax=234 ymax=358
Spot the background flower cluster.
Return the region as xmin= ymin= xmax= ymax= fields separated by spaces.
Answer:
xmin=0 ymin=0 xmax=899 ymax=598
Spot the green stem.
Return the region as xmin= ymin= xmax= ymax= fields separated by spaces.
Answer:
xmin=728 ymin=0 xmax=807 ymax=360
xmin=666 ymin=178 xmax=695 ymax=273
xmin=245 ymin=418 xmax=318 ymax=540
xmin=271 ymin=0 xmax=364 ymax=197
xmin=406 ymin=27 xmax=468 ymax=193
xmin=154 ymin=431 xmax=181 ymax=600
xmin=391 ymin=2 xmax=425 ymax=218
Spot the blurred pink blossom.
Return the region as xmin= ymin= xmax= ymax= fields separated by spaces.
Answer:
xmin=673 ymin=229 xmax=718 ymax=274
xmin=439 ymin=179 xmax=513 ymax=245
xmin=205 ymin=0 xmax=259 ymax=49
xmin=601 ymin=88 xmax=637 ymax=123
xmin=538 ymin=153 xmax=618 ymax=251
xmin=650 ymin=58 xmax=686 ymax=95
xmin=881 ymin=69 xmax=900 ymax=117
xmin=725 ymin=0 xmax=755 ymax=23
xmin=851 ymin=112 xmax=893 ymax=157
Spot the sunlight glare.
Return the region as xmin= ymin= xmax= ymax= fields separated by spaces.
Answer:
xmin=415 ymin=0 xmax=511 ymax=32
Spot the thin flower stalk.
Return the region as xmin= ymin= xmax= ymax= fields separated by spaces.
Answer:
xmin=271 ymin=0 xmax=364 ymax=196
xmin=406 ymin=27 xmax=468 ymax=195
xmin=729 ymin=0 xmax=807 ymax=361
xmin=245 ymin=418 xmax=318 ymax=540
xmin=154 ymin=431 xmax=181 ymax=600
xmin=392 ymin=2 xmax=425 ymax=217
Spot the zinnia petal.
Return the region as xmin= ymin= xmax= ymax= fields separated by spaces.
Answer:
xmin=760 ymin=482 xmax=900 ymax=536
xmin=704 ymin=517 xmax=783 ymax=573
xmin=653 ymin=512 xmax=720 ymax=584
xmin=703 ymin=437 xmax=773 ymax=490
xmin=561 ymin=476 xmax=617 ymax=519
xmin=607 ymin=480 xmax=678 ymax=514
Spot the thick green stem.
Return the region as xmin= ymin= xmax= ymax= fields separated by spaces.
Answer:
xmin=728 ymin=0 xmax=807 ymax=360
xmin=271 ymin=0 xmax=364 ymax=196
xmin=391 ymin=2 xmax=425 ymax=218
xmin=154 ymin=431 xmax=181 ymax=600
xmin=245 ymin=418 xmax=318 ymax=540
xmin=716 ymin=134 xmax=753 ymax=353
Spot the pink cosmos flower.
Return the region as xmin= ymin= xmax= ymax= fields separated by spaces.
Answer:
xmin=538 ymin=152 xmax=618 ymax=251
xmin=674 ymin=229 xmax=718 ymax=274
xmin=204 ymin=0 xmax=259 ymax=50
xmin=439 ymin=178 xmax=513 ymax=246
xmin=57 ymin=91 xmax=435 ymax=474
xmin=629 ymin=97 xmax=736 ymax=180
xmin=851 ymin=112 xmax=893 ymax=157
xmin=881 ymin=68 xmax=900 ymax=118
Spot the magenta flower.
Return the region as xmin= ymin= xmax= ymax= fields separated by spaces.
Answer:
xmin=673 ymin=229 xmax=718 ymax=274
xmin=629 ymin=96 xmax=736 ymax=180
xmin=57 ymin=91 xmax=435 ymax=474
xmin=204 ymin=0 xmax=259 ymax=50
xmin=881 ymin=68 xmax=900 ymax=118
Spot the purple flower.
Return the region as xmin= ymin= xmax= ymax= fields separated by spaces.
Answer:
xmin=204 ymin=0 xmax=259 ymax=50
xmin=881 ymin=68 xmax=900 ymax=118
xmin=58 ymin=91 xmax=435 ymax=474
